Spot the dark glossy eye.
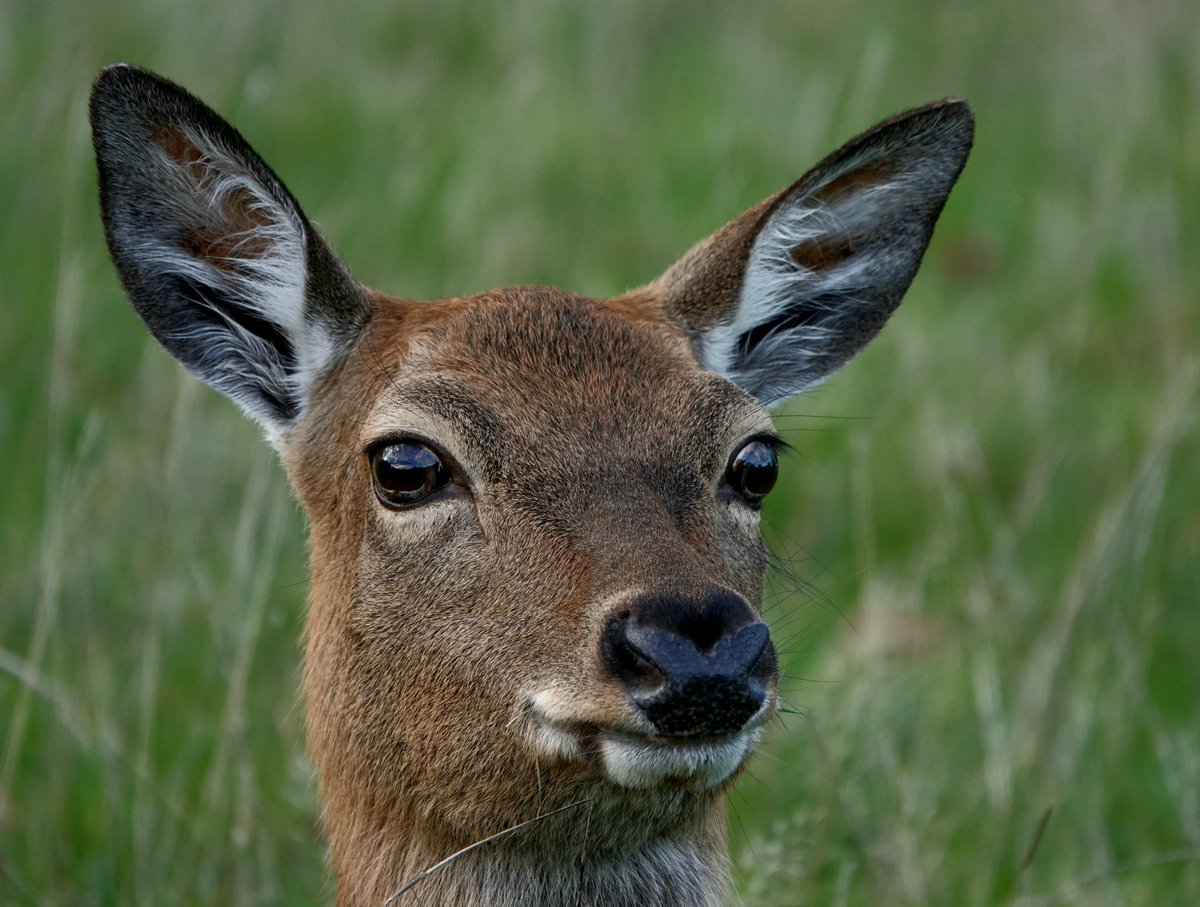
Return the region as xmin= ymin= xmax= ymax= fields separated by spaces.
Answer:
xmin=370 ymin=441 xmax=451 ymax=508
xmin=726 ymin=439 xmax=779 ymax=504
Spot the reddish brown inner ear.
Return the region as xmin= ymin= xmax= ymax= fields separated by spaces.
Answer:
xmin=785 ymin=160 xmax=897 ymax=272
xmin=811 ymin=160 xmax=897 ymax=204
xmin=183 ymin=226 xmax=272 ymax=271
xmin=158 ymin=125 xmax=203 ymax=165
xmin=157 ymin=125 xmax=277 ymax=265
xmin=790 ymin=236 xmax=859 ymax=272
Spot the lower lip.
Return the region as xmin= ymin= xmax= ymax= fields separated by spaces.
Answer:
xmin=526 ymin=709 xmax=763 ymax=791
xmin=597 ymin=729 xmax=759 ymax=790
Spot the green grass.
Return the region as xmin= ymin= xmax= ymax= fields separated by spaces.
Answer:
xmin=2 ymin=0 xmax=1198 ymax=903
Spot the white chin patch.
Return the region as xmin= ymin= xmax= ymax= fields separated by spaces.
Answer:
xmin=600 ymin=729 xmax=760 ymax=791
xmin=529 ymin=718 xmax=582 ymax=761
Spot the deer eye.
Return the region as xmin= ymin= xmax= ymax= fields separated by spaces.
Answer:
xmin=370 ymin=441 xmax=451 ymax=508
xmin=725 ymin=439 xmax=779 ymax=505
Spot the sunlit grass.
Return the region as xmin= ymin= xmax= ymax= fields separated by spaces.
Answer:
xmin=1 ymin=0 xmax=1198 ymax=904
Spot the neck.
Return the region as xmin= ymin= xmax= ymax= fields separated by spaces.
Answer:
xmin=333 ymin=807 xmax=733 ymax=907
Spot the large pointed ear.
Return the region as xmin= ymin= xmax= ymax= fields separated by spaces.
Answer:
xmin=90 ymin=64 xmax=370 ymax=437
xmin=648 ymin=100 xmax=973 ymax=404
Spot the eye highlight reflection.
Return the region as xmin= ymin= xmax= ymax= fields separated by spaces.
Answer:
xmin=369 ymin=441 xmax=451 ymax=508
xmin=725 ymin=439 xmax=779 ymax=504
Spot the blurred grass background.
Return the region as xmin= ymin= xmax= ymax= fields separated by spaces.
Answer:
xmin=1 ymin=0 xmax=1198 ymax=904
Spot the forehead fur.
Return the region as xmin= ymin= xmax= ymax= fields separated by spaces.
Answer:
xmin=377 ymin=287 xmax=766 ymax=445
xmin=415 ymin=287 xmax=696 ymax=394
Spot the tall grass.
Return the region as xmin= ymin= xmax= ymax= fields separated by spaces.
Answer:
xmin=1 ymin=0 xmax=1197 ymax=904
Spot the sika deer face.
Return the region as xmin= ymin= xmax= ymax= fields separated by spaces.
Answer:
xmin=288 ymin=287 xmax=782 ymax=846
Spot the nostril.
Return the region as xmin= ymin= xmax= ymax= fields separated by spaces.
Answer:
xmin=748 ymin=635 xmax=777 ymax=682
xmin=712 ymin=621 xmax=771 ymax=682
xmin=600 ymin=615 xmax=666 ymax=691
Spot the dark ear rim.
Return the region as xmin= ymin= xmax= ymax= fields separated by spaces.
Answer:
xmin=788 ymin=98 xmax=975 ymax=206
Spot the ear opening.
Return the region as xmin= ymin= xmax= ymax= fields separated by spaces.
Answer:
xmin=90 ymin=64 xmax=368 ymax=433
xmin=651 ymin=100 xmax=974 ymax=404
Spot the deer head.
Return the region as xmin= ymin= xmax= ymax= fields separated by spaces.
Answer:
xmin=90 ymin=64 xmax=972 ymax=906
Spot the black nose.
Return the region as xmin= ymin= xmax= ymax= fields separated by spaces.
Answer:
xmin=601 ymin=591 xmax=775 ymax=738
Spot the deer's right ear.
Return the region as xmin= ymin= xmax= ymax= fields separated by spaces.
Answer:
xmin=649 ymin=100 xmax=973 ymax=405
xmin=90 ymin=64 xmax=369 ymax=436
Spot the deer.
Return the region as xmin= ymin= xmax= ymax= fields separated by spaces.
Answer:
xmin=89 ymin=63 xmax=972 ymax=906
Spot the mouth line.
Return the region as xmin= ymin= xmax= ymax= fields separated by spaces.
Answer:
xmin=523 ymin=703 xmax=766 ymax=790
xmin=526 ymin=707 xmax=761 ymax=749
xmin=532 ymin=710 xmax=739 ymax=748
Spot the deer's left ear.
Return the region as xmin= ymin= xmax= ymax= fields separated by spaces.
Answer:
xmin=648 ymin=100 xmax=974 ymax=404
